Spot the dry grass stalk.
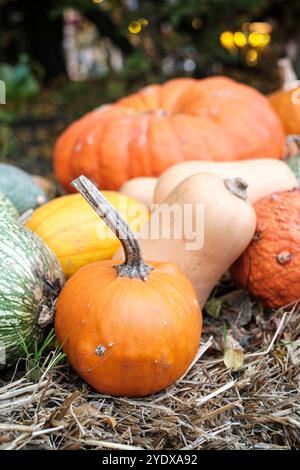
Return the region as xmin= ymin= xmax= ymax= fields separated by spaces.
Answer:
xmin=0 ymin=302 xmax=300 ymax=450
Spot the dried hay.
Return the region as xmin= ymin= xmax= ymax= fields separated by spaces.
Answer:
xmin=1 ymin=292 xmax=300 ymax=450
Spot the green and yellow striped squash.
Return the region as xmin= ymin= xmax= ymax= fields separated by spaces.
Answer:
xmin=0 ymin=219 xmax=64 ymax=369
xmin=0 ymin=192 xmax=19 ymax=220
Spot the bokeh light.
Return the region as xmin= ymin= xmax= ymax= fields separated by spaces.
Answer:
xmin=233 ymin=32 xmax=247 ymax=48
xmin=139 ymin=18 xmax=149 ymax=27
xmin=192 ymin=18 xmax=203 ymax=30
xmin=246 ymin=48 xmax=258 ymax=66
xmin=249 ymin=22 xmax=272 ymax=34
xmin=248 ymin=32 xmax=270 ymax=48
xmin=128 ymin=21 xmax=142 ymax=34
xmin=220 ymin=31 xmax=235 ymax=49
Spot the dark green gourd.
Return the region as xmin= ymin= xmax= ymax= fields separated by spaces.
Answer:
xmin=0 ymin=164 xmax=47 ymax=214
xmin=0 ymin=219 xmax=64 ymax=368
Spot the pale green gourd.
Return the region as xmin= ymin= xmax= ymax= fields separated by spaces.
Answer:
xmin=0 ymin=192 xmax=19 ymax=220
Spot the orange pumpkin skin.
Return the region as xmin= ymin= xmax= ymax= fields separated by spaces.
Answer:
xmin=268 ymin=58 xmax=300 ymax=135
xmin=269 ymin=89 xmax=300 ymax=135
xmin=54 ymin=77 xmax=285 ymax=192
xmin=231 ymin=189 xmax=300 ymax=309
xmin=55 ymin=260 xmax=202 ymax=397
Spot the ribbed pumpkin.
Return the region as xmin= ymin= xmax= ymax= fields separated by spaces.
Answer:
xmin=26 ymin=192 xmax=148 ymax=278
xmin=0 ymin=192 xmax=18 ymax=220
xmin=0 ymin=219 xmax=64 ymax=368
xmin=269 ymin=58 xmax=300 ymax=135
xmin=55 ymin=176 xmax=202 ymax=397
xmin=231 ymin=188 xmax=300 ymax=309
xmin=0 ymin=164 xmax=47 ymax=213
xmin=54 ymin=77 xmax=284 ymax=191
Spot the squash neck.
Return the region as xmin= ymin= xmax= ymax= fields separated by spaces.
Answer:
xmin=71 ymin=176 xmax=151 ymax=281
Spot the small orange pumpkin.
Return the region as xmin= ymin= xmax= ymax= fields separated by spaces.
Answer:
xmin=55 ymin=176 xmax=202 ymax=397
xmin=54 ymin=77 xmax=284 ymax=192
xmin=231 ymin=188 xmax=300 ymax=309
xmin=269 ymin=58 xmax=300 ymax=135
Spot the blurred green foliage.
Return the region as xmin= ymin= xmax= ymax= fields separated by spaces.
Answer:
xmin=0 ymin=55 xmax=42 ymax=160
xmin=2 ymin=0 xmax=300 ymax=87
xmin=0 ymin=54 xmax=42 ymax=109
xmin=58 ymin=0 xmax=300 ymax=88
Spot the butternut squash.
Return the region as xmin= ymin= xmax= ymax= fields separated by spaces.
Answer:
xmin=119 ymin=177 xmax=157 ymax=209
xmin=154 ymin=159 xmax=297 ymax=204
xmin=114 ymin=173 xmax=256 ymax=305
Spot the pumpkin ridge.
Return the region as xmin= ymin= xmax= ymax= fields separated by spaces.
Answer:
xmin=54 ymin=77 xmax=284 ymax=190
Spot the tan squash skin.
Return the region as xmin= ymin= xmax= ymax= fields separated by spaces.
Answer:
xmin=153 ymin=159 xmax=297 ymax=204
xmin=114 ymin=173 xmax=256 ymax=306
xmin=119 ymin=177 xmax=157 ymax=209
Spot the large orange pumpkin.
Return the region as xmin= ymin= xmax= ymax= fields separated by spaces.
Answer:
xmin=55 ymin=176 xmax=202 ymax=397
xmin=231 ymin=188 xmax=300 ymax=309
xmin=269 ymin=58 xmax=300 ymax=135
xmin=54 ymin=77 xmax=285 ymax=191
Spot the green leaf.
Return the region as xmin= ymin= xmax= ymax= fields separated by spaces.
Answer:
xmin=205 ymin=297 xmax=224 ymax=318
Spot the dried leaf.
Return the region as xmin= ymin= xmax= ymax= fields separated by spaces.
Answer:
xmin=286 ymin=340 xmax=300 ymax=365
xmin=74 ymin=404 xmax=97 ymax=417
xmin=49 ymin=390 xmax=80 ymax=425
xmin=222 ymin=290 xmax=253 ymax=327
xmin=223 ymin=331 xmax=245 ymax=371
xmin=74 ymin=405 xmax=117 ymax=427
xmin=224 ymin=348 xmax=245 ymax=371
xmin=205 ymin=289 xmax=253 ymax=327
xmin=105 ymin=416 xmax=117 ymax=428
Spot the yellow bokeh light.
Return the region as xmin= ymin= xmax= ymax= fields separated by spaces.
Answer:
xmin=248 ymin=32 xmax=260 ymax=47
xmin=220 ymin=31 xmax=235 ymax=49
xmin=139 ymin=18 xmax=149 ymax=27
xmin=192 ymin=18 xmax=202 ymax=30
xmin=246 ymin=49 xmax=258 ymax=65
xmin=248 ymin=32 xmax=270 ymax=48
xmin=233 ymin=31 xmax=247 ymax=48
xmin=128 ymin=21 xmax=142 ymax=34
xmin=92 ymin=0 xmax=104 ymax=3
xmin=259 ymin=33 xmax=270 ymax=47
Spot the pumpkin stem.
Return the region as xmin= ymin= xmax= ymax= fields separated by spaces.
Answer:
xmin=71 ymin=176 xmax=152 ymax=281
xmin=224 ymin=177 xmax=248 ymax=201
xmin=278 ymin=57 xmax=299 ymax=91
